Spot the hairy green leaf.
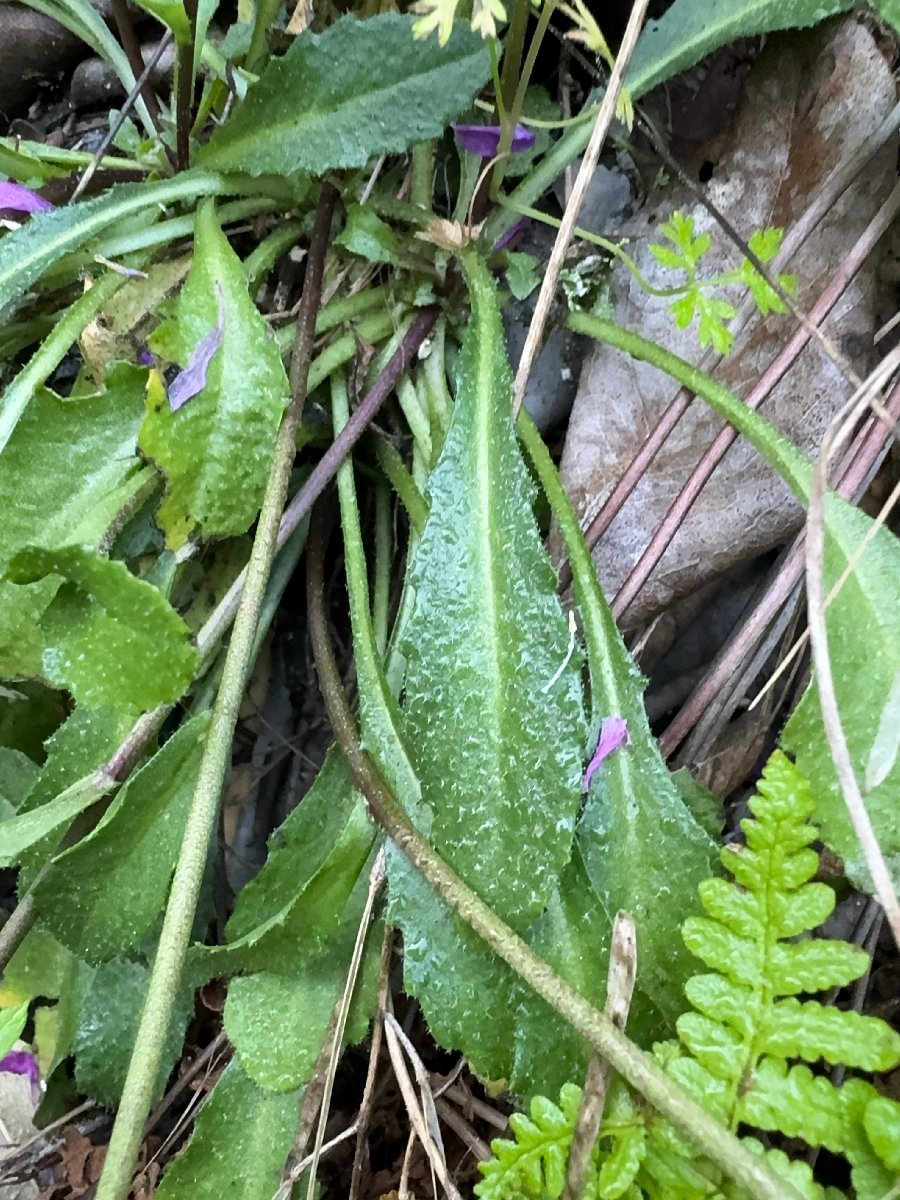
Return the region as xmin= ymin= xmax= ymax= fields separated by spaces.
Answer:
xmin=387 ymin=253 xmax=585 ymax=1084
xmin=568 ymin=315 xmax=900 ymax=898
xmin=627 ymin=0 xmax=854 ymax=99
xmin=32 ymin=714 xmax=210 ymax=962
xmin=0 ymin=173 xmax=228 ymax=315
xmin=194 ymin=751 xmax=376 ymax=978
xmin=0 ymin=706 xmax=131 ymax=871
xmin=7 ymin=545 xmax=197 ymax=711
xmin=197 ymin=14 xmax=489 ymax=176
xmin=0 ymin=769 xmax=110 ymax=868
xmin=519 ymin=410 xmax=714 ymax=1035
xmin=138 ymin=202 xmax=288 ymax=548
xmin=155 ymin=1059 xmax=301 ymax=1200
xmin=225 ymin=900 xmax=380 ymax=1091
xmin=0 ymin=365 xmax=148 ymax=678
xmin=73 ymin=956 xmax=194 ymax=1107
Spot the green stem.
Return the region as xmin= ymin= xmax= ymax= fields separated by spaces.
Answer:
xmin=372 ymin=435 xmax=428 ymax=535
xmin=306 ymin=537 xmax=803 ymax=1200
xmin=500 ymin=197 xmax=676 ymax=296
xmin=491 ymin=0 xmax=555 ymax=200
xmin=94 ymin=185 xmax=339 ymax=1200
xmin=0 ymin=270 xmax=125 ymax=454
xmin=244 ymin=0 xmax=281 ymax=75
xmin=410 ymin=142 xmax=434 ymax=210
xmin=566 ymin=312 xmax=812 ymax=501
xmin=372 ymin=482 xmax=391 ymax=659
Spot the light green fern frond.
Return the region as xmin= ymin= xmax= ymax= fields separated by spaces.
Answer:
xmin=478 ymin=751 xmax=900 ymax=1200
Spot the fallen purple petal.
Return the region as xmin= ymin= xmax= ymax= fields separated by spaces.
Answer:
xmin=1 ymin=1050 xmax=41 ymax=1104
xmin=167 ymin=284 xmax=226 ymax=412
xmin=0 ymin=180 xmax=54 ymax=215
xmin=583 ymin=716 xmax=629 ymax=790
xmin=451 ymin=122 xmax=536 ymax=158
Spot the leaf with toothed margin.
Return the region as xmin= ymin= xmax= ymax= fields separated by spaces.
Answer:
xmin=196 ymin=14 xmax=490 ymax=177
xmin=6 ymin=545 xmax=197 ymax=712
xmin=138 ymin=202 xmax=289 ymax=549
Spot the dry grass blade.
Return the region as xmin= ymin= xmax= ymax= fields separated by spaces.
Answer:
xmin=563 ymin=911 xmax=636 ymax=1200
xmin=287 ymin=850 xmax=385 ymax=1200
xmin=383 ymin=1011 xmax=463 ymax=1200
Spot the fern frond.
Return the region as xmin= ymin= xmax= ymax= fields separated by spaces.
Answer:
xmin=477 ymin=752 xmax=900 ymax=1200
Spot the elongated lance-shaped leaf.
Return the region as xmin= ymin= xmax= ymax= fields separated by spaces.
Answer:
xmin=0 ymin=173 xmax=228 ymax=316
xmin=196 ymin=14 xmax=490 ymax=177
xmin=386 ymin=253 xmax=585 ymax=1083
xmin=518 ymin=409 xmax=714 ymax=1044
xmin=568 ymin=315 xmax=900 ymax=897
xmin=626 ymin=0 xmax=854 ymax=99
xmin=32 ymin=714 xmax=211 ymax=963
xmin=399 ymin=250 xmax=584 ymax=926
xmin=139 ymin=202 xmax=289 ymax=549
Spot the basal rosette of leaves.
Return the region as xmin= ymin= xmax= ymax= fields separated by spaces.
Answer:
xmin=2 ymin=1 xmax=900 ymax=1199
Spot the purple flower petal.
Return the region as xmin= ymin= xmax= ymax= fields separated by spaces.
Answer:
xmin=1 ymin=1050 xmax=41 ymax=1104
xmin=167 ymin=284 xmax=226 ymax=412
xmin=0 ymin=180 xmax=54 ymax=215
xmin=451 ymin=122 xmax=536 ymax=158
xmin=492 ymin=216 xmax=528 ymax=252
xmin=583 ymin=716 xmax=629 ymax=791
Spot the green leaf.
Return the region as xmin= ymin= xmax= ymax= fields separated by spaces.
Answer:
xmin=0 ymin=748 xmax=40 ymax=812
xmin=0 ymin=1000 xmax=29 ymax=1060
xmin=0 ymin=173 xmax=228 ymax=316
xmin=225 ymin=904 xmax=380 ymax=1091
xmin=336 ymin=204 xmax=408 ymax=266
xmin=626 ymin=0 xmax=854 ymax=100
xmin=386 ymin=253 xmax=585 ymax=1082
xmin=0 ymin=768 xmax=110 ymax=868
xmin=32 ymin=714 xmax=210 ymax=962
xmin=864 ymin=1094 xmax=900 ymax=1172
xmin=518 ymin=410 xmax=715 ymax=1033
xmin=155 ymin=1059 xmax=301 ymax=1200
xmin=73 ymin=956 xmax=194 ymax=1107
xmin=194 ymin=751 xmax=377 ymax=978
xmin=7 ymin=545 xmax=197 ymax=712
xmin=504 ymin=252 xmax=540 ymax=301
xmin=197 ymin=14 xmax=490 ymax=176
xmin=565 ymin=317 xmax=900 ymax=896
xmin=138 ymin=203 xmax=289 ymax=549
xmin=399 ymin=251 xmax=585 ymax=926
xmin=782 ymin=498 xmax=900 ymax=894
xmin=0 ymin=366 xmax=148 ymax=678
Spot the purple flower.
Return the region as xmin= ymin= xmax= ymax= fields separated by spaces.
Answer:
xmin=451 ymin=123 xmax=536 ymax=158
xmin=0 ymin=180 xmax=53 ymax=215
xmin=583 ymin=716 xmax=629 ymax=791
xmin=167 ymin=284 xmax=226 ymax=412
xmin=1 ymin=1050 xmax=41 ymax=1105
